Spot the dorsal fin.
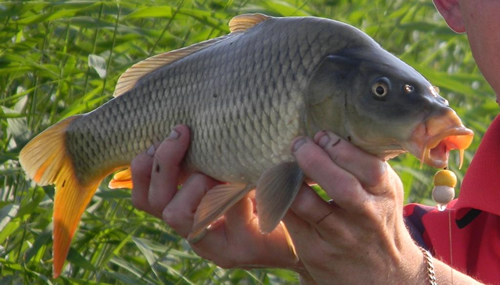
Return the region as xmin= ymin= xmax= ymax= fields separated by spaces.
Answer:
xmin=113 ymin=13 xmax=271 ymax=98
xmin=113 ymin=36 xmax=228 ymax=97
xmin=228 ymin=13 xmax=271 ymax=33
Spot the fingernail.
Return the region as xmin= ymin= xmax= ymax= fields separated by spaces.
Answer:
xmin=292 ymin=137 xmax=307 ymax=152
xmin=167 ymin=129 xmax=180 ymax=140
xmin=146 ymin=145 xmax=155 ymax=156
xmin=317 ymin=133 xmax=330 ymax=148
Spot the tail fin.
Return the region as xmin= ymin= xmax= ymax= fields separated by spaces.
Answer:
xmin=19 ymin=116 xmax=102 ymax=278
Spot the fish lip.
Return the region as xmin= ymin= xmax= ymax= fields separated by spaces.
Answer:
xmin=421 ymin=127 xmax=474 ymax=168
xmin=404 ymin=109 xmax=474 ymax=169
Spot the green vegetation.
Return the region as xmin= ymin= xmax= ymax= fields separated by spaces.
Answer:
xmin=1 ymin=0 xmax=497 ymax=283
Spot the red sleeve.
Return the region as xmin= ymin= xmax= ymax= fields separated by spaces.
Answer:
xmin=404 ymin=202 xmax=500 ymax=284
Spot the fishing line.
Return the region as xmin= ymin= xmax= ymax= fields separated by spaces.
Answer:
xmin=432 ymin=168 xmax=457 ymax=284
xmin=448 ymin=208 xmax=454 ymax=284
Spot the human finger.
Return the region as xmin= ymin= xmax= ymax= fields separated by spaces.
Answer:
xmin=190 ymin=195 xmax=301 ymax=270
xmin=284 ymin=183 xmax=351 ymax=242
xmin=148 ymin=125 xmax=191 ymax=217
xmin=290 ymin=184 xmax=342 ymax=226
xmin=313 ymin=131 xmax=388 ymax=193
xmin=162 ymin=173 xmax=220 ymax=238
xmin=130 ymin=145 xmax=155 ymax=213
xmin=188 ymin=196 xmax=253 ymax=267
xmin=224 ymin=196 xmax=300 ymax=268
xmin=291 ymin=136 xmax=369 ymax=210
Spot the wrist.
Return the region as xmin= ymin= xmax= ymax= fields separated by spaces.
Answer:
xmin=419 ymin=247 xmax=437 ymax=285
xmin=395 ymin=239 xmax=431 ymax=284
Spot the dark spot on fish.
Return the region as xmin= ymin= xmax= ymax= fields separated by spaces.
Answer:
xmin=62 ymin=180 xmax=66 ymax=187
xmin=347 ymin=136 xmax=352 ymax=142
xmin=213 ymin=93 xmax=218 ymax=98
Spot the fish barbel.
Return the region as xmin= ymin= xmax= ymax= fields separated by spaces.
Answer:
xmin=19 ymin=14 xmax=474 ymax=277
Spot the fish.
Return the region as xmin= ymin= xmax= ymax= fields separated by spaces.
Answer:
xmin=19 ymin=13 xmax=474 ymax=278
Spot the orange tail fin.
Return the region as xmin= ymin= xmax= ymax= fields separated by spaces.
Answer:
xmin=19 ymin=116 xmax=103 ymax=278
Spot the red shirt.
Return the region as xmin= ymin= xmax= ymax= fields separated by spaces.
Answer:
xmin=404 ymin=115 xmax=500 ymax=284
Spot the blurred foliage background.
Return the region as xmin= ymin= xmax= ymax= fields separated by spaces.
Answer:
xmin=0 ymin=0 xmax=497 ymax=284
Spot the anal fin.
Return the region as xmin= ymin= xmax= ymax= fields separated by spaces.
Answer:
xmin=188 ymin=183 xmax=254 ymax=242
xmin=108 ymin=168 xmax=133 ymax=189
xmin=256 ymin=162 xmax=304 ymax=234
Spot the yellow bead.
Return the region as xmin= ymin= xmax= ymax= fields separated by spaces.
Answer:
xmin=433 ymin=169 xmax=457 ymax=188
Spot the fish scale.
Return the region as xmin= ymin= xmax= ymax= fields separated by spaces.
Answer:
xmin=19 ymin=14 xmax=474 ymax=278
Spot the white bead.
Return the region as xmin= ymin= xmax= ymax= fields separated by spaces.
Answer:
xmin=432 ymin=185 xmax=455 ymax=211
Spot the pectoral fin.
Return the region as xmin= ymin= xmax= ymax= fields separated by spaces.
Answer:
xmin=188 ymin=183 xmax=254 ymax=242
xmin=256 ymin=162 xmax=304 ymax=234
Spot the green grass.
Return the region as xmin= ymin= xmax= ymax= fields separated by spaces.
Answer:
xmin=0 ymin=0 xmax=497 ymax=283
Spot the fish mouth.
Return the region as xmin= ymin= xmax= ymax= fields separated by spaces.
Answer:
xmin=404 ymin=109 xmax=474 ymax=169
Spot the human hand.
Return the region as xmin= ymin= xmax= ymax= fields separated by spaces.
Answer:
xmin=130 ymin=125 xmax=304 ymax=272
xmin=284 ymin=131 xmax=427 ymax=284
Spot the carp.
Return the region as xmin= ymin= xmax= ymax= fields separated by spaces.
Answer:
xmin=19 ymin=14 xmax=473 ymax=277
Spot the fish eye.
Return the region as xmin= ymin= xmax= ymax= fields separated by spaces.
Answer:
xmin=371 ymin=78 xmax=390 ymax=99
